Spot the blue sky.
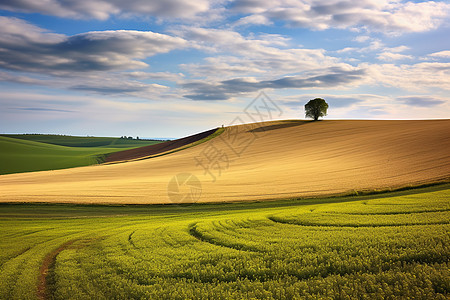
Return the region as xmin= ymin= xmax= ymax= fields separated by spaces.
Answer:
xmin=0 ymin=0 xmax=449 ymax=138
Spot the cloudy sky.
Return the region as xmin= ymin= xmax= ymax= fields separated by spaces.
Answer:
xmin=0 ymin=0 xmax=449 ymax=138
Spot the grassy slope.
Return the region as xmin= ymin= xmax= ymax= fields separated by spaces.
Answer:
xmin=1 ymin=120 xmax=448 ymax=204
xmin=1 ymin=134 xmax=162 ymax=148
xmin=0 ymin=185 xmax=448 ymax=299
xmin=0 ymin=136 xmax=161 ymax=175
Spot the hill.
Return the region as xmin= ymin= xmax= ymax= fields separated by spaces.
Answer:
xmin=0 ymin=120 xmax=449 ymax=204
xmin=0 ymin=134 xmax=162 ymax=148
xmin=0 ymin=136 xmax=162 ymax=175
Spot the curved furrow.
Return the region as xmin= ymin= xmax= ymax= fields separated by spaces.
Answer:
xmin=318 ymin=208 xmax=450 ymax=215
xmin=128 ymin=230 xmax=137 ymax=248
xmin=267 ymin=215 xmax=450 ymax=227
xmin=188 ymin=223 xmax=261 ymax=253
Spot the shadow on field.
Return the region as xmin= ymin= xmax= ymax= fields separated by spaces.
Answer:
xmin=249 ymin=120 xmax=312 ymax=133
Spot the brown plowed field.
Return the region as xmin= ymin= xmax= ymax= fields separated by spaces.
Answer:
xmin=105 ymin=128 xmax=218 ymax=163
xmin=1 ymin=120 xmax=449 ymax=204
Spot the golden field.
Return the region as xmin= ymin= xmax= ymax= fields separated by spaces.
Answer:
xmin=0 ymin=119 xmax=449 ymax=204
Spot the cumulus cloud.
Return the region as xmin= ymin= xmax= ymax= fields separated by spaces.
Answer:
xmin=0 ymin=0 xmax=210 ymax=20
xmin=231 ymin=0 xmax=450 ymax=33
xmin=428 ymin=51 xmax=450 ymax=58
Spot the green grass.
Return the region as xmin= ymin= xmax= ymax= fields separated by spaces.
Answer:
xmin=0 ymin=134 xmax=162 ymax=148
xmin=0 ymin=184 xmax=448 ymax=299
xmin=0 ymin=130 xmax=226 ymax=174
xmin=0 ymin=136 xmax=162 ymax=175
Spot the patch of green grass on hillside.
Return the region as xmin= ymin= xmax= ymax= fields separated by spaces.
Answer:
xmin=0 ymin=184 xmax=448 ymax=299
xmin=1 ymin=134 xmax=162 ymax=148
xmin=0 ymin=136 xmax=136 ymax=175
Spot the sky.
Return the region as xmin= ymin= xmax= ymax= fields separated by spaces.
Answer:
xmin=0 ymin=0 xmax=449 ymax=138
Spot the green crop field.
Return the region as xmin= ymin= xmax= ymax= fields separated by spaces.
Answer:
xmin=1 ymin=134 xmax=162 ymax=148
xmin=0 ymin=136 xmax=162 ymax=175
xmin=0 ymin=184 xmax=448 ymax=299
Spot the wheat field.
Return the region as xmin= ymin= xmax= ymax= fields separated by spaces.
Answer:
xmin=0 ymin=120 xmax=449 ymax=204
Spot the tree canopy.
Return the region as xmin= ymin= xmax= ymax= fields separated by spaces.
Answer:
xmin=305 ymin=98 xmax=328 ymax=121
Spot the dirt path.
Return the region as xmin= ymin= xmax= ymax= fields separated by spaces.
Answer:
xmin=37 ymin=240 xmax=76 ymax=300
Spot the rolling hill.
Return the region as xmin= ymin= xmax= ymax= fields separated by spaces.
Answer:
xmin=0 ymin=119 xmax=449 ymax=204
xmin=0 ymin=135 xmax=162 ymax=175
xmin=1 ymin=134 xmax=162 ymax=148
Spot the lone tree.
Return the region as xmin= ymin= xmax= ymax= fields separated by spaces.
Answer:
xmin=305 ymin=98 xmax=328 ymax=121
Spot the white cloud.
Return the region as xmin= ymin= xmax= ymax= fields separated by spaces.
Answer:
xmin=280 ymin=92 xmax=450 ymax=120
xmin=389 ymin=45 xmax=409 ymax=53
xmin=377 ymin=52 xmax=413 ymax=61
xmin=232 ymin=14 xmax=272 ymax=27
xmin=2 ymin=0 xmax=448 ymax=34
xmin=173 ymin=26 xmax=345 ymax=80
xmin=336 ymin=47 xmax=358 ymax=54
xmin=429 ymin=50 xmax=450 ymax=58
xmin=354 ymin=35 xmax=370 ymax=43
xmin=0 ymin=16 xmax=64 ymax=44
xmin=337 ymin=39 xmax=384 ymax=54
xmin=367 ymin=62 xmax=450 ymax=91
xmin=336 ymin=40 xmax=414 ymax=62
xmin=231 ymin=0 xmax=450 ymax=34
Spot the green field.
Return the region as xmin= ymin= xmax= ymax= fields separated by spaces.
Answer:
xmin=1 ymin=134 xmax=162 ymax=148
xmin=0 ymin=184 xmax=448 ymax=299
xmin=0 ymin=136 xmax=161 ymax=175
